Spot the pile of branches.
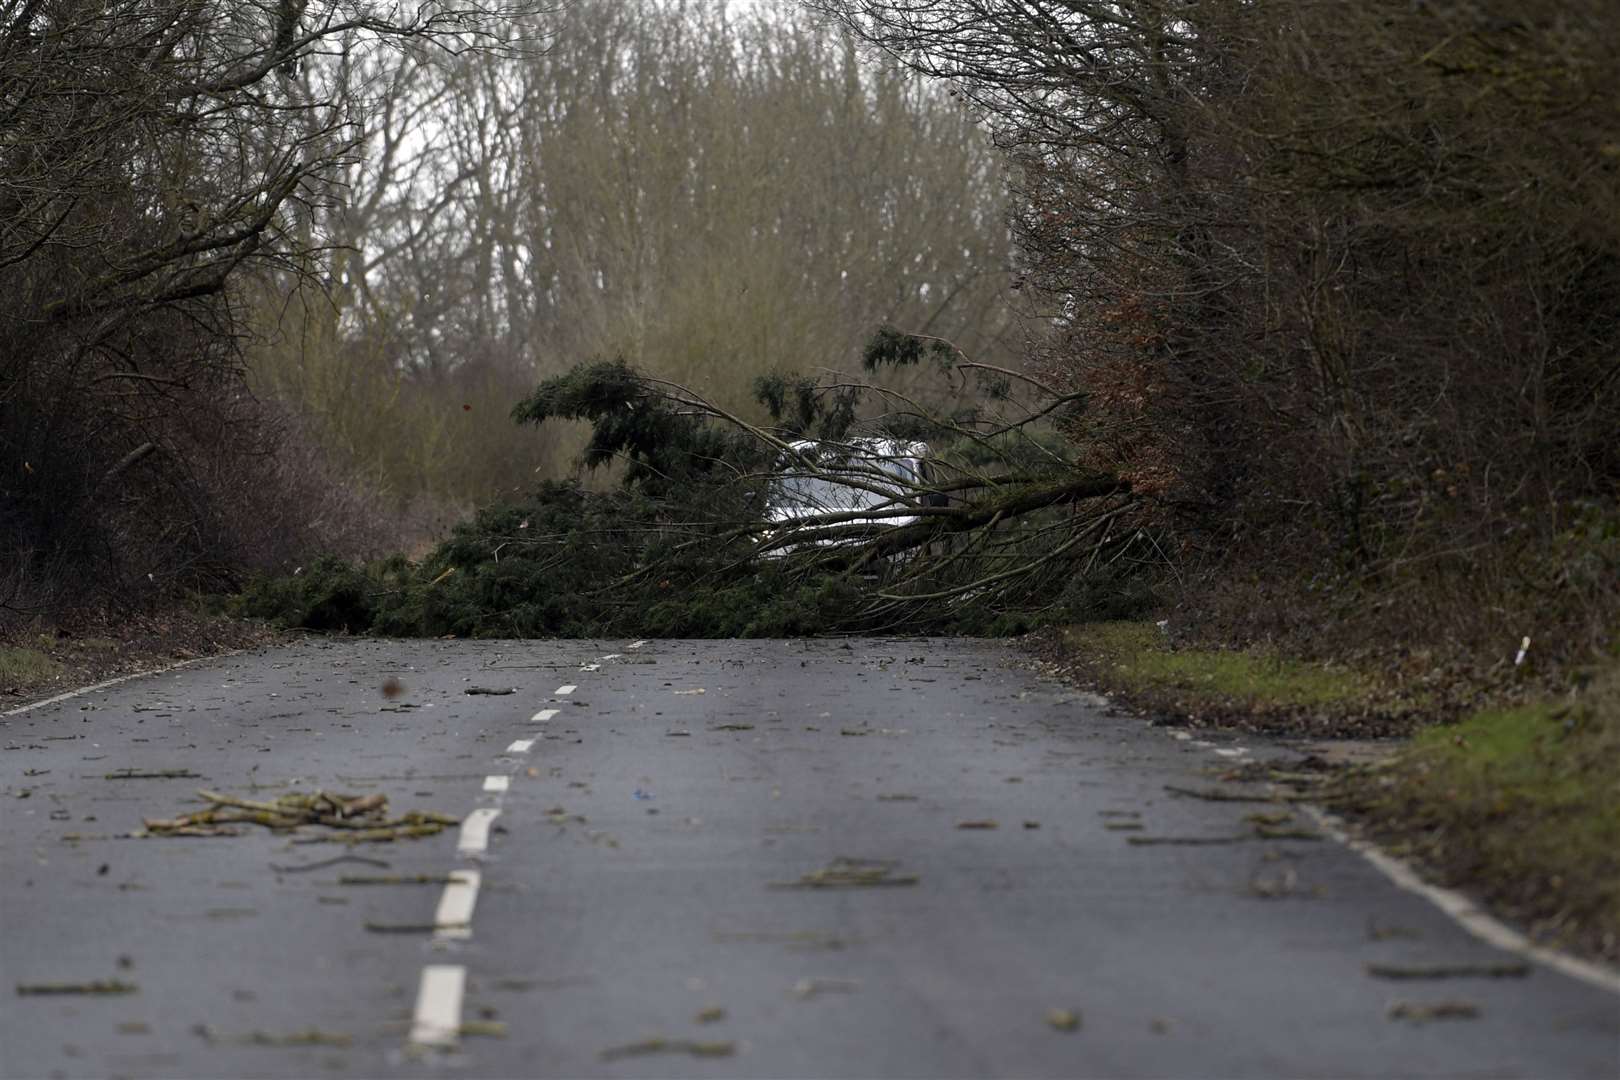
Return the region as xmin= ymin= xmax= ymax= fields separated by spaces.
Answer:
xmin=240 ymin=330 xmax=1158 ymax=637
xmin=142 ymin=789 xmax=455 ymax=842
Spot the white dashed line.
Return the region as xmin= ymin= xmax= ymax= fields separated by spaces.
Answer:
xmin=599 ymin=653 xmax=623 ymax=661
xmin=457 ymin=807 xmax=501 ymax=856
xmin=579 ymin=663 xmax=601 ymax=672
xmin=432 ymin=870 xmax=481 ymax=941
xmin=531 ymin=708 xmax=559 ymax=723
xmin=408 ymin=964 xmax=466 ymax=1047
xmin=626 ymin=640 xmax=648 ymax=650
xmin=555 ymin=684 xmax=577 ymax=696
xmin=1213 ymin=747 xmax=1250 ymax=758
xmin=505 ymin=738 xmax=535 ymax=754
xmin=482 ymin=774 xmax=510 ymax=794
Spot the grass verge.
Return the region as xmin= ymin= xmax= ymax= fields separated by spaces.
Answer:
xmin=1049 ymin=620 xmax=1408 ymax=736
xmin=1034 ymin=619 xmax=1620 ymax=967
xmin=0 ymin=645 xmax=63 ymax=691
xmin=0 ymin=611 xmax=281 ymax=706
xmin=1338 ymin=675 xmax=1620 ymax=964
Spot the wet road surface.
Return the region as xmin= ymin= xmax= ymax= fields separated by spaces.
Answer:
xmin=2 ymin=638 xmax=1617 ymax=1078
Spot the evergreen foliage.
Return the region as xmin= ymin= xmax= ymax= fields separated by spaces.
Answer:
xmin=239 ymin=345 xmax=1146 ymax=638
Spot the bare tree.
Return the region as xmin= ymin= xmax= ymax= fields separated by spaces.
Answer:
xmin=0 ymin=0 xmax=556 ymax=614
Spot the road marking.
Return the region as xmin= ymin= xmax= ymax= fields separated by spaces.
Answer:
xmin=505 ymin=738 xmax=535 ymax=754
xmin=555 ymin=684 xmax=577 ymax=696
xmin=626 ymin=640 xmax=648 ymax=650
xmin=1 ymin=653 xmax=232 ymax=716
xmin=482 ymin=774 xmax=510 ymax=794
xmin=579 ymin=663 xmax=601 ymax=672
xmin=599 ymin=653 xmax=623 ymax=661
xmin=531 ymin=708 xmax=559 ymax=723
xmin=1214 ymin=747 xmax=1249 ymax=758
xmin=408 ymin=964 xmax=466 ymax=1047
xmin=432 ymin=870 xmax=480 ymax=941
xmin=457 ymin=807 xmax=501 ymax=856
xmin=1305 ymin=807 xmax=1620 ymax=995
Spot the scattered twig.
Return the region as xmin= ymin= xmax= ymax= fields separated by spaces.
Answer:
xmin=194 ymin=1025 xmax=351 ymax=1047
xmin=769 ymin=857 xmax=918 ymax=889
xmin=1367 ymin=962 xmax=1529 ymax=981
xmin=17 ymin=980 xmax=136 ymax=996
xmin=599 ymin=1037 xmax=736 ymax=1062
xmin=268 ymin=854 xmax=391 ymax=874
xmin=1163 ymin=784 xmax=1308 ymax=804
xmin=792 ymin=977 xmax=860 ymax=999
xmin=1387 ymin=1000 xmax=1480 ymax=1023
xmin=104 ymin=768 xmax=199 ymax=780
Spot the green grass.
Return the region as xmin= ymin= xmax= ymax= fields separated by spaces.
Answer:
xmin=1062 ymin=621 xmax=1373 ymax=711
xmin=1365 ymin=688 xmax=1620 ymax=958
xmin=0 ymin=645 xmax=64 ymax=690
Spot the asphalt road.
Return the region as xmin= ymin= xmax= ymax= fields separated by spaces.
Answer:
xmin=2 ymin=637 xmax=1616 ymax=1079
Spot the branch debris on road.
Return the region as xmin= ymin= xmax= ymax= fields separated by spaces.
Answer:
xmin=16 ymin=980 xmax=136 ymax=997
xmin=1386 ymin=1000 xmax=1481 ymax=1023
xmin=770 ymin=857 xmax=918 ymax=889
xmin=1367 ymin=962 xmax=1530 ymax=981
xmin=140 ymin=789 xmax=455 ymax=841
xmin=599 ymin=1037 xmax=736 ymax=1062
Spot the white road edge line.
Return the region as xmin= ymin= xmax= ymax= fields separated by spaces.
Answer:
xmin=408 ymin=964 xmax=466 ymax=1047
xmin=504 ymin=738 xmax=534 ymax=754
xmin=457 ymin=807 xmax=501 ymax=856
xmin=432 ymin=870 xmax=481 ymax=942
xmin=1 ymin=653 xmax=236 ymax=717
xmin=555 ymin=684 xmax=577 ymax=696
xmin=531 ymin=708 xmax=559 ymax=723
xmin=481 ymin=775 xmax=510 ymax=794
xmin=1304 ymin=806 xmax=1620 ymax=996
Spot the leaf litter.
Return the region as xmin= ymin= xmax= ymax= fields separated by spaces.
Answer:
xmin=769 ymin=857 xmax=918 ymax=889
xmin=1386 ymin=1000 xmax=1480 ymax=1023
xmin=1046 ymin=1008 xmax=1082 ymax=1032
xmin=792 ymin=977 xmax=860 ymax=999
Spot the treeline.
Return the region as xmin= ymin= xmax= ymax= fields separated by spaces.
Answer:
xmin=1 ymin=0 xmax=1016 ymax=620
xmin=815 ymin=0 xmax=1620 ymax=664
xmin=253 ymin=0 xmax=1018 ymax=508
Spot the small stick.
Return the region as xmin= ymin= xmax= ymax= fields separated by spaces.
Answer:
xmin=269 ymin=854 xmax=391 ymax=874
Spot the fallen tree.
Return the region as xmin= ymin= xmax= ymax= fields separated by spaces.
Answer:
xmin=239 ymin=331 xmax=1154 ymax=637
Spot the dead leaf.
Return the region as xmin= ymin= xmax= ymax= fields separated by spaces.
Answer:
xmin=1047 ymin=1008 xmax=1081 ymax=1032
xmin=1387 ymin=1000 xmax=1480 ymax=1023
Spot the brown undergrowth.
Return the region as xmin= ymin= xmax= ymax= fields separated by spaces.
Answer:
xmin=0 ymin=609 xmax=281 ymax=707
